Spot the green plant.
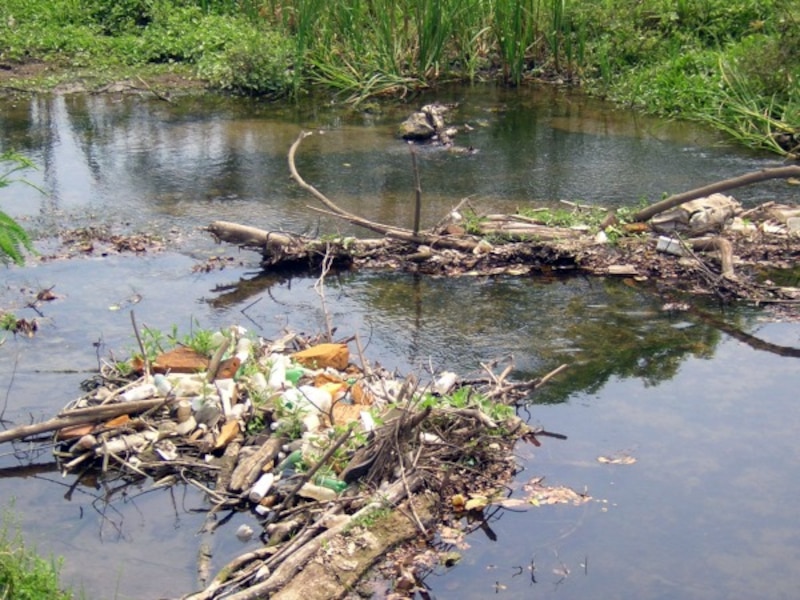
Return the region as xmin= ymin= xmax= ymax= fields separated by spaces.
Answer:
xmin=0 ymin=505 xmax=73 ymax=600
xmin=461 ymin=210 xmax=487 ymax=235
xmin=347 ymin=505 xmax=392 ymax=530
xmin=0 ymin=312 xmax=18 ymax=332
xmin=0 ymin=151 xmax=37 ymax=266
xmin=420 ymin=385 xmax=515 ymax=424
xmin=197 ymin=25 xmax=295 ymax=97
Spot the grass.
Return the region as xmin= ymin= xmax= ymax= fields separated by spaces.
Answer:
xmin=0 ymin=0 xmax=797 ymax=155
xmin=0 ymin=507 xmax=74 ymax=600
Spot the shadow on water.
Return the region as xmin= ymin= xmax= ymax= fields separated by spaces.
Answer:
xmin=0 ymin=85 xmax=798 ymax=599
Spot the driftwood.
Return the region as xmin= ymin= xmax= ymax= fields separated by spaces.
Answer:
xmin=632 ymin=166 xmax=800 ymax=222
xmin=0 ymin=396 xmax=169 ymax=444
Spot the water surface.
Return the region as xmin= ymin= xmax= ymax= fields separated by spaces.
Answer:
xmin=0 ymin=86 xmax=798 ymax=600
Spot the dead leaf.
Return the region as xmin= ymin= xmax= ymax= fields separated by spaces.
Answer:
xmin=464 ymin=495 xmax=489 ymax=511
xmin=597 ymin=454 xmax=637 ymax=465
xmin=522 ymin=477 xmax=591 ymax=506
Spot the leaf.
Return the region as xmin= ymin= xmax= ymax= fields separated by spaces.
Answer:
xmin=464 ymin=495 xmax=489 ymax=511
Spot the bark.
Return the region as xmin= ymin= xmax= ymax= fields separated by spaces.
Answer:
xmin=633 ymin=166 xmax=800 ymax=222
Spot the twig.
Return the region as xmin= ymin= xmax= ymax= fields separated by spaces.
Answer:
xmin=0 ymin=351 xmax=19 ymax=422
xmin=533 ymin=363 xmax=568 ymax=389
xmin=354 ymin=331 xmax=373 ymax=377
xmin=314 ymin=244 xmax=335 ymax=341
xmin=130 ymin=310 xmax=150 ymax=378
xmin=410 ymin=145 xmax=422 ymax=235
xmin=206 ymin=335 xmax=231 ymax=383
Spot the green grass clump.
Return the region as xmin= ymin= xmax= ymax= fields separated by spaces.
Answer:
xmin=0 ymin=509 xmax=74 ymax=600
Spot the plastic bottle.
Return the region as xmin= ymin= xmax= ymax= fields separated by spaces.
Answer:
xmin=121 ymin=383 xmax=157 ymax=402
xmin=297 ymin=482 xmax=338 ymax=502
xmin=235 ymin=337 xmax=252 ymax=363
xmin=285 ymin=367 xmax=304 ymax=386
xmin=249 ymin=473 xmax=275 ymax=503
xmin=314 ymin=475 xmax=348 ymax=493
xmin=268 ymin=353 xmax=289 ymax=389
xmin=276 ymin=450 xmax=303 ymax=473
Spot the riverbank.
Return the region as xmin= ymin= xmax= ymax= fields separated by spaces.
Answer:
xmin=1 ymin=0 xmax=797 ymax=157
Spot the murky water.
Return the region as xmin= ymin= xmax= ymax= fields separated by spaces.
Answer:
xmin=1 ymin=86 xmax=798 ymax=600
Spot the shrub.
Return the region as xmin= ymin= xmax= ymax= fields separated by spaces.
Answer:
xmin=197 ymin=28 xmax=295 ymax=97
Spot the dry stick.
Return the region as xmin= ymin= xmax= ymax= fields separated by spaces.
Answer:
xmin=206 ymin=336 xmax=231 ymax=383
xmin=313 ymin=244 xmax=335 ymax=341
xmin=410 ymin=144 xmax=422 ymax=235
xmin=0 ymin=397 xmax=170 ymax=445
xmin=130 ymin=310 xmax=150 ymax=379
xmin=533 ymin=363 xmax=569 ymax=389
xmin=633 ymin=165 xmax=800 ymax=222
xmin=0 ymin=351 xmax=20 ymax=422
xmin=354 ymin=331 xmax=373 ymax=377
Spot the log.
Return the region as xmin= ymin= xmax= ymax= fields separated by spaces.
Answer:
xmin=0 ymin=397 xmax=171 ymax=445
xmin=272 ymin=494 xmax=438 ymax=600
xmin=633 ymin=166 xmax=800 ymax=222
xmin=217 ymin=474 xmax=424 ymax=600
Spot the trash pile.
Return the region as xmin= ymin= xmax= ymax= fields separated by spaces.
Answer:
xmin=49 ymin=324 xmax=562 ymax=599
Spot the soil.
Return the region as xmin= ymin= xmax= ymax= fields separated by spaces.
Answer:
xmin=0 ymin=58 xmax=209 ymax=95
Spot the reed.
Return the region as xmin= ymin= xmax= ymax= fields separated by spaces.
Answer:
xmin=702 ymin=58 xmax=798 ymax=155
xmin=492 ymin=0 xmax=536 ymax=84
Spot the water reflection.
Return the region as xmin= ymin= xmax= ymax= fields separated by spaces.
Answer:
xmin=2 ymin=85 xmax=792 ymax=242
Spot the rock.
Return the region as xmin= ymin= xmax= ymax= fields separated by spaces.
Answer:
xmin=397 ymin=103 xmax=456 ymax=142
xmin=398 ymin=111 xmax=435 ymax=140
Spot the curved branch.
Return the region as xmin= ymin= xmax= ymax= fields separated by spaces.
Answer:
xmin=288 ymin=131 xmax=478 ymax=251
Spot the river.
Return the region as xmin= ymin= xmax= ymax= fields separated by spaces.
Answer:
xmin=1 ymin=84 xmax=798 ymax=600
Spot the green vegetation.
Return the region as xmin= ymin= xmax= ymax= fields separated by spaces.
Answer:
xmin=0 ymin=2 xmax=796 ymax=149
xmin=0 ymin=151 xmax=36 ymax=266
xmin=0 ymin=507 xmax=74 ymax=600
xmin=421 ymin=386 xmax=516 ymax=424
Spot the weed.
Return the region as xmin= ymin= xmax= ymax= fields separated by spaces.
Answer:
xmin=0 ymin=505 xmax=74 ymax=600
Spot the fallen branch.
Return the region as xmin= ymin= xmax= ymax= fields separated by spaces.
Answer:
xmin=288 ymin=130 xmax=478 ymax=252
xmin=633 ymin=166 xmax=800 ymax=222
xmin=0 ymin=397 xmax=170 ymax=445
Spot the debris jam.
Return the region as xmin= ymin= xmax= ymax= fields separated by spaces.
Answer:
xmin=15 ymin=324 xmax=570 ymax=599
